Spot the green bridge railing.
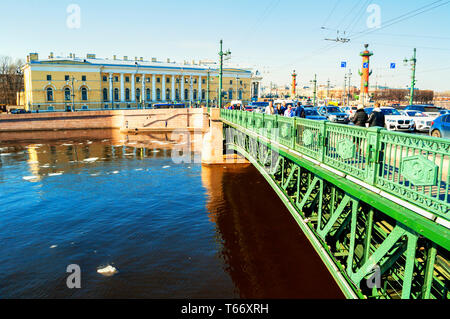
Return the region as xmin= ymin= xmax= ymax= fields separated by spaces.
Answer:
xmin=221 ymin=109 xmax=450 ymax=223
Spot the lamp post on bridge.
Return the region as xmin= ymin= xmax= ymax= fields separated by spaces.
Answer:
xmin=218 ymin=39 xmax=231 ymax=109
xmin=404 ymin=48 xmax=417 ymax=105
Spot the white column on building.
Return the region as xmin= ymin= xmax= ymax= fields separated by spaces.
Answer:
xmin=171 ymin=75 xmax=176 ymax=101
xmin=162 ymin=74 xmax=166 ymax=101
xmin=131 ymin=74 xmax=136 ymax=102
xmin=109 ymin=73 xmax=113 ymax=102
xmin=189 ymin=75 xmax=193 ymax=102
xmin=152 ymin=74 xmax=156 ymax=101
xmin=180 ymin=75 xmax=184 ymax=101
xmin=142 ymin=74 xmax=146 ymax=104
xmin=120 ymin=73 xmax=125 ymax=102
xmin=198 ymin=76 xmax=202 ymax=101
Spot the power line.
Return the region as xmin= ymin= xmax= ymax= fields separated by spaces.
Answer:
xmin=349 ymin=0 xmax=450 ymax=41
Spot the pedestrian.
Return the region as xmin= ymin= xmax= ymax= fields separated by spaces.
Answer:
xmin=352 ymin=105 xmax=369 ymax=127
xmin=368 ymin=103 xmax=385 ymax=128
xmin=284 ymin=105 xmax=294 ymax=117
xmin=265 ymin=101 xmax=275 ymax=115
xmin=276 ymin=104 xmax=283 ymax=115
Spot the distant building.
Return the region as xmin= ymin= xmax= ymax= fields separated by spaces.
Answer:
xmin=22 ymin=53 xmax=262 ymax=111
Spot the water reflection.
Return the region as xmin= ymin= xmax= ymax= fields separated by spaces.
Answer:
xmin=202 ymin=165 xmax=344 ymax=299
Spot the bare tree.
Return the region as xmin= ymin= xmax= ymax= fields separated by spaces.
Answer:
xmin=0 ymin=56 xmax=24 ymax=105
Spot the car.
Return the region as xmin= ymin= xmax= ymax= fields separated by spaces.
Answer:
xmin=400 ymin=110 xmax=433 ymax=132
xmin=244 ymin=105 xmax=255 ymax=112
xmin=303 ymin=109 xmax=327 ymax=121
xmin=430 ymin=114 xmax=450 ymax=138
xmin=10 ymin=108 xmax=29 ymax=114
xmin=404 ymin=105 xmax=442 ymax=118
xmin=341 ymin=106 xmax=358 ymax=118
xmin=439 ymin=109 xmax=450 ymax=115
xmin=318 ymin=106 xmax=349 ymax=124
xmin=365 ymin=107 xmax=414 ymax=132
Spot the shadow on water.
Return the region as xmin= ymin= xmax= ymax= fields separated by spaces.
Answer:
xmin=202 ymin=165 xmax=344 ymax=299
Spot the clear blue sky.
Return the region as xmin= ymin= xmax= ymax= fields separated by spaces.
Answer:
xmin=1 ymin=0 xmax=450 ymax=91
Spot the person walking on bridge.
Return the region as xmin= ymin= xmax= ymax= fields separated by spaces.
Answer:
xmin=352 ymin=105 xmax=369 ymax=127
xmin=368 ymin=103 xmax=385 ymax=128
xmin=265 ymin=101 xmax=275 ymax=115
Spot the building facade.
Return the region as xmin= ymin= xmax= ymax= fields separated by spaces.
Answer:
xmin=22 ymin=53 xmax=262 ymax=111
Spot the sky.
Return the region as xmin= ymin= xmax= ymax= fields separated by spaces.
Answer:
xmin=1 ymin=0 xmax=450 ymax=91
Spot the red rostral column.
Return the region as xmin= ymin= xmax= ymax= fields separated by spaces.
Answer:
xmin=291 ymin=70 xmax=297 ymax=98
xmin=359 ymin=44 xmax=373 ymax=103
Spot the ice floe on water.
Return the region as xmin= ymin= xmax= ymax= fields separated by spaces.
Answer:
xmin=151 ymin=150 xmax=160 ymax=153
xmin=162 ymin=165 xmax=170 ymax=169
xmin=40 ymin=164 xmax=51 ymax=168
xmin=90 ymin=173 xmax=100 ymax=177
xmin=111 ymin=171 xmax=119 ymax=174
xmin=135 ymin=168 xmax=144 ymax=171
xmin=50 ymin=245 xmax=57 ymax=249
xmin=0 ymin=153 xmax=12 ymax=156
xmin=48 ymin=172 xmax=63 ymax=177
xmin=23 ymin=176 xmax=38 ymax=182
xmin=97 ymin=265 xmax=118 ymax=277
xmin=61 ymin=143 xmax=73 ymax=146
xmin=83 ymin=157 xmax=99 ymax=163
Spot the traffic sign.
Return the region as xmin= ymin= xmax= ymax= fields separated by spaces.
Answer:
xmin=390 ymin=63 xmax=396 ymax=69
xmin=341 ymin=62 xmax=347 ymax=68
xmin=363 ymin=62 xmax=369 ymax=69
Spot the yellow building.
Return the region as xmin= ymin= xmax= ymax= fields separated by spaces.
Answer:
xmin=22 ymin=53 xmax=262 ymax=111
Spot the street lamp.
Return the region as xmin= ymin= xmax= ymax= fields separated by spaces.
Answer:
xmin=219 ymin=39 xmax=231 ymax=109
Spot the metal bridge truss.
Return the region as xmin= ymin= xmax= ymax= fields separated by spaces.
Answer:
xmin=224 ymin=124 xmax=449 ymax=299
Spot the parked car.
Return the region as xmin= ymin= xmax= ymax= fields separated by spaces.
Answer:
xmin=341 ymin=106 xmax=358 ymax=118
xmin=404 ymin=105 xmax=442 ymax=118
xmin=365 ymin=107 xmax=415 ymax=131
xmin=430 ymin=114 xmax=450 ymax=139
xmin=318 ymin=106 xmax=349 ymax=124
xmin=10 ymin=108 xmax=30 ymax=114
xmin=439 ymin=109 xmax=450 ymax=115
xmin=400 ymin=110 xmax=433 ymax=132
xmin=304 ymin=109 xmax=327 ymax=121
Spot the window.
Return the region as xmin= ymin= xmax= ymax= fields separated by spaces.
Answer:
xmin=46 ymin=87 xmax=54 ymax=101
xmin=228 ymin=89 xmax=233 ymax=100
xmin=81 ymin=87 xmax=88 ymax=101
xmin=175 ymin=89 xmax=180 ymax=100
xmin=125 ymin=88 xmax=130 ymax=101
xmin=103 ymin=76 xmax=107 ymax=82
xmin=166 ymin=89 xmax=170 ymax=100
xmin=166 ymin=77 xmax=170 ymax=83
xmin=81 ymin=105 xmax=88 ymax=110
xmin=64 ymin=88 xmax=71 ymax=101
xmin=240 ymin=81 xmax=243 ymax=85
xmin=114 ymin=76 xmax=119 ymax=82
xmin=47 ymin=75 xmax=52 ymax=81
xmin=230 ymin=80 xmax=233 ymax=85
xmin=136 ymin=88 xmax=141 ymax=101
xmin=104 ymin=104 xmax=109 ymax=109
xmin=176 ymin=78 xmax=180 ymax=84
xmin=156 ymin=88 xmax=161 ymax=101
xmin=114 ymin=88 xmax=119 ymax=101
xmin=82 ymin=75 xmax=86 ymax=82
xmin=194 ymin=78 xmax=197 ymax=84
xmin=202 ymin=79 xmax=206 ymax=84
xmin=185 ymin=78 xmax=189 ymax=84
xmin=103 ymin=88 xmax=108 ymax=101
xmin=65 ymin=75 xmax=70 ymax=81
xmin=201 ymin=89 xmax=206 ymax=100
xmin=146 ymin=88 xmax=151 ymax=100
xmin=156 ymin=77 xmax=161 ymax=83
xmin=184 ymin=89 xmax=189 ymax=100
xmin=136 ymin=77 xmax=140 ymax=83
xmin=126 ymin=76 xmax=130 ymax=83
xmin=193 ymin=89 xmax=197 ymax=100
xmin=47 ymin=106 xmax=54 ymax=111
xmin=146 ymin=77 xmax=151 ymax=83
